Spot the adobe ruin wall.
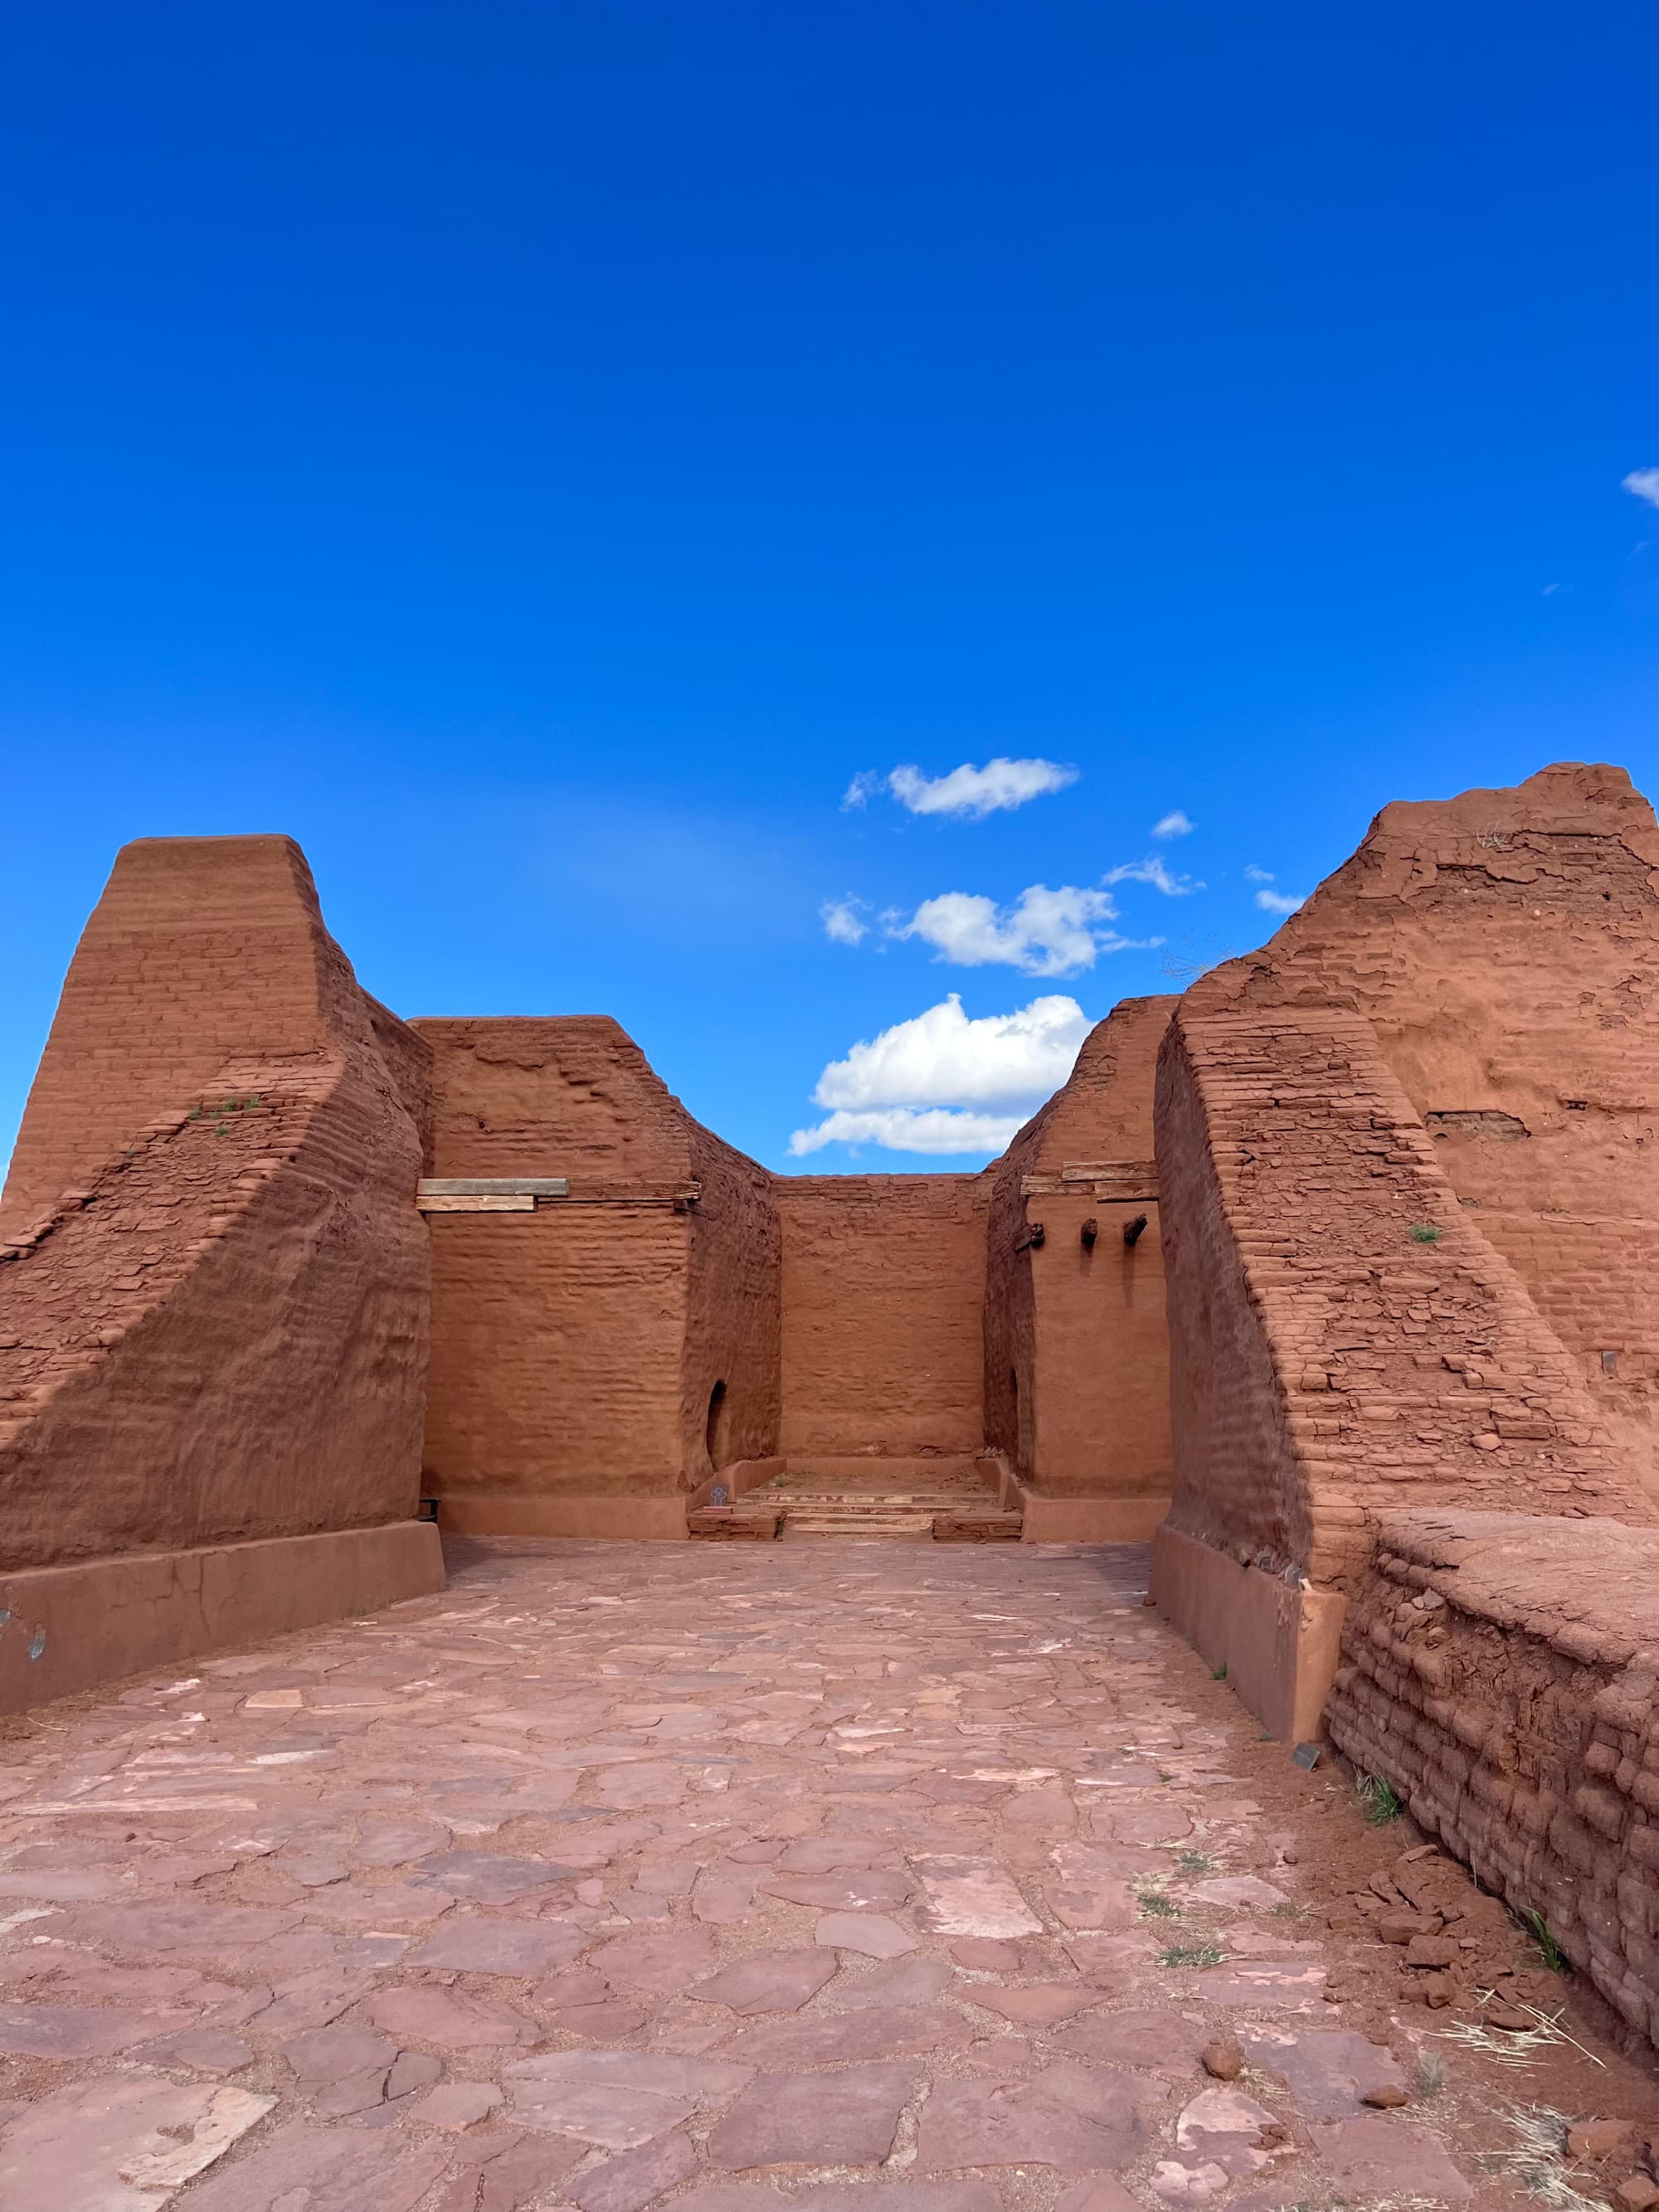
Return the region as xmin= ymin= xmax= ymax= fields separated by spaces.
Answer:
xmin=776 ymin=1175 xmax=986 ymax=1463
xmin=1326 ymin=1510 xmax=1659 ymax=2052
xmin=0 ymin=837 xmax=443 ymax=1711
xmin=983 ymin=996 xmax=1175 ymax=1539
xmin=415 ymin=1017 xmax=781 ymax=1538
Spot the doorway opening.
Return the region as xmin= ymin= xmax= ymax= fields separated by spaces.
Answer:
xmin=705 ymin=1378 xmax=730 ymax=1471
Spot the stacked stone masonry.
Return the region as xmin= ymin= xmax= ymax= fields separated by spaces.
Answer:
xmin=1327 ymin=1509 xmax=1659 ymax=2047
xmin=983 ymin=995 xmax=1174 ymax=1533
xmin=1186 ymin=760 xmax=1659 ymax=1496
xmin=1156 ymin=1003 xmax=1647 ymax=1592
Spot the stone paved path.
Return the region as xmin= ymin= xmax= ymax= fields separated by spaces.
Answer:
xmin=0 ymin=1538 xmax=1649 ymax=2211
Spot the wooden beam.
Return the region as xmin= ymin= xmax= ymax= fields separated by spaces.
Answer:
xmin=416 ymin=1193 xmax=535 ymax=1213
xmin=416 ymin=1178 xmax=569 ymax=1198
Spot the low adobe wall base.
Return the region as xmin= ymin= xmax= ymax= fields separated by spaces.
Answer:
xmin=1151 ymin=1524 xmax=1348 ymax=1743
xmin=0 ymin=1519 xmax=445 ymax=1717
xmin=1019 ymin=1494 xmax=1170 ymax=1544
xmin=435 ymin=1494 xmax=689 ymax=1540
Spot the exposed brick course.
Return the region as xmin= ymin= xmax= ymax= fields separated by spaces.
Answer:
xmin=0 ymin=837 xmax=431 ymax=1568
xmin=1157 ymin=1004 xmax=1647 ymax=1591
xmin=776 ymin=1175 xmax=986 ymax=1459
xmin=1327 ymin=1509 xmax=1659 ymax=2046
xmin=984 ymin=996 xmax=1174 ymax=1506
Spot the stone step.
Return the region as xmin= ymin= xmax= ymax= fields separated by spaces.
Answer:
xmin=694 ymin=1483 xmax=1020 ymax=1543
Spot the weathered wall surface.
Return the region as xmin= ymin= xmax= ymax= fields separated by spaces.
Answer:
xmin=0 ymin=835 xmax=440 ymax=1698
xmin=2 ymin=838 xmax=358 ymax=1236
xmin=984 ymin=997 xmax=1174 ymax=1519
xmin=683 ymin=1119 xmax=782 ymax=1478
xmin=777 ymin=1176 xmax=986 ymax=1459
xmin=1156 ymin=1004 xmax=1648 ymax=1594
xmin=1327 ymin=1510 xmax=1659 ymax=2049
xmin=1187 ymin=762 xmax=1659 ymax=1497
xmin=416 ymin=1018 xmax=780 ymax=1524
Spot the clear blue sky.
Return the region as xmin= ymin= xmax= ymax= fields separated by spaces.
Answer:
xmin=3 ymin=3 xmax=1657 ymax=1178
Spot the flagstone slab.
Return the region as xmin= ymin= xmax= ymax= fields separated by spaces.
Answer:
xmin=568 ymin=2126 xmax=699 ymax=2212
xmin=720 ymin=2001 xmax=972 ymax=2065
xmin=1196 ymin=1961 xmax=1326 ymax=2009
xmin=916 ymin=2063 xmax=1162 ymax=2173
xmin=961 ymin=1981 xmax=1100 ymax=2027
xmin=362 ymin=1981 xmax=542 ymax=2045
xmin=689 ymin=1947 xmax=839 ymax=2015
xmin=761 ymin=1870 xmax=912 ymax=1911
xmin=0 ymin=2000 xmax=194 ymax=2057
xmin=0 ymin=2075 xmax=275 ymax=2210
xmin=707 ymin=2060 xmax=922 ymax=2168
xmin=815 ymin=1912 xmax=917 ymax=1957
xmin=830 ymin=1956 xmax=955 ymax=2008
xmin=411 ymin=1850 xmax=577 ymax=1902
xmin=590 ymin=1928 xmax=721 ymax=1993
xmin=70 ymin=1901 xmax=301 ymax=1959
xmin=1044 ymin=2005 xmax=1212 ymax=2072
xmin=505 ymin=2048 xmax=754 ymax=2147
xmin=406 ymin=1913 xmax=590 ymax=1976
xmin=910 ymin=1857 xmax=1042 ymax=1938
xmin=1238 ymin=2027 xmax=1408 ymax=2120
xmin=178 ymin=2119 xmax=451 ymax=2211
xmin=1311 ymin=2114 xmax=1473 ymax=2200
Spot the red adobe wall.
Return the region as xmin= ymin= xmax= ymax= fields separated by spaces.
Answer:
xmin=1155 ymin=1003 xmax=1649 ymax=1594
xmin=1188 ymin=761 xmax=1659 ymax=1500
xmin=776 ymin=1176 xmax=986 ymax=1459
xmin=2 ymin=837 xmax=377 ymax=1236
xmin=1326 ymin=1510 xmax=1659 ymax=2049
xmin=415 ymin=1018 xmax=780 ymax=1531
xmin=0 ymin=836 xmax=441 ymax=1707
xmin=984 ymin=997 xmax=1175 ymax=1530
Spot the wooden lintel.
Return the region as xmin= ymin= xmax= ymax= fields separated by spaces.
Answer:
xmin=416 ymin=1193 xmax=535 ymax=1213
xmin=416 ymin=1178 xmax=569 ymax=1198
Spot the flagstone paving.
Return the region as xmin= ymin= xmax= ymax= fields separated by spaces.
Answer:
xmin=0 ymin=1536 xmax=1653 ymax=2211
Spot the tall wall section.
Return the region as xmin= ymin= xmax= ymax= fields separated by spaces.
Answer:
xmin=1152 ymin=761 xmax=1659 ymax=1737
xmin=416 ymin=1018 xmax=780 ymax=1536
xmin=0 ymin=836 xmax=443 ymax=1713
xmin=1189 ymin=761 xmax=1659 ymax=1493
xmin=983 ymin=996 xmax=1175 ymax=1539
xmin=776 ymin=1176 xmax=986 ymax=1461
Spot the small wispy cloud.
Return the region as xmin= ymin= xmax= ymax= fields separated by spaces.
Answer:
xmin=820 ymin=897 xmax=868 ymax=946
xmin=1243 ymin=863 xmax=1275 ymax=883
xmin=844 ymin=757 xmax=1078 ymax=819
xmin=1255 ymin=887 xmax=1306 ymax=915
xmin=1152 ymin=810 xmax=1194 ymax=839
xmin=1104 ymin=856 xmax=1204 ymax=896
xmin=1622 ymin=468 xmax=1659 ymax=512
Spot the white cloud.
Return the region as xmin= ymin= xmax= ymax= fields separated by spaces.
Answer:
xmin=891 ymin=883 xmax=1142 ymax=976
xmin=841 ymin=771 xmax=881 ymax=809
xmin=788 ymin=1106 xmax=1030 ymax=1157
xmin=811 ymin=992 xmax=1091 ymax=1111
xmin=791 ymin=989 xmax=1092 ymax=1157
xmin=820 ymin=897 xmax=868 ymax=946
xmin=1243 ymin=863 xmax=1275 ymax=882
xmin=1622 ymin=468 xmax=1659 ymax=511
xmin=1103 ymin=856 xmax=1204 ymax=896
xmin=1255 ymin=887 xmax=1306 ymax=915
xmin=1152 ymin=810 xmax=1194 ymax=839
xmin=885 ymin=757 xmax=1078 ymax=819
